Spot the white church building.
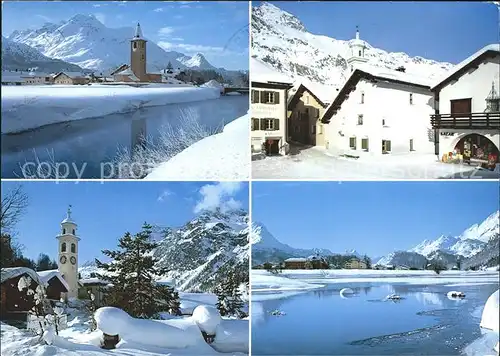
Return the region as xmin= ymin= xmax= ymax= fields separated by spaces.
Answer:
xmin=321 ymin=28 xmax=435 ymax=157
xmin=430 ymin=43 xmax=500 ymax=167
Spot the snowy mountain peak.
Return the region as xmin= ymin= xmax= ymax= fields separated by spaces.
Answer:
xmin=179 ymin=52 xmax=215 ymax=70
xmin=254 ymin=2 xmax=306 ymax=32
xmin=67 ymin=14 xmax=102 ymax=26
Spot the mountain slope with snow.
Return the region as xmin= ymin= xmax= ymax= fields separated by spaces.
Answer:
xmin=8 ymin=14 xmax=216 ymax=73
xmin=2 ymin=35 xmax=83 ymax=72
xmin=80 ymin=209 xmax=249 ymax=293
xmin=251 ymin=2 xmax=453 ymax=89
xmin=178 ymin=53 xmax=215 ymax=70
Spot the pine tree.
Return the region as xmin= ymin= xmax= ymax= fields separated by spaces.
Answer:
xmin=95 ymin=223 xmax=181 ymax=318
xmin=215 ymin=273 xmax=245 ymax=318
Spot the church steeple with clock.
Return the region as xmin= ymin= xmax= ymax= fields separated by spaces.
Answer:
xmin=56 ymin=205 xmax=80 ymax=298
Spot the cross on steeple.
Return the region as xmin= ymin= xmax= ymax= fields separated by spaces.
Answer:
xmin=67 ymin=205 xmax=72 ymax=220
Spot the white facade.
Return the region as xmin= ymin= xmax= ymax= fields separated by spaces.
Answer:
xmin=251 ymin=85 xmax=290 ymax=155
xmin=433 ymin=46 xmax=500 ymax=156
xmin=324 ymin=78 xmax=435 ymax=156
xmin=56 ymin=206 xmax=80 ymax=298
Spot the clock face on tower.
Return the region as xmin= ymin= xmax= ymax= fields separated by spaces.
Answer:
xmin=70 ymin=256 xmax=76 ymax=265
xmin=60 ymin=255 xmax=67 ymax=264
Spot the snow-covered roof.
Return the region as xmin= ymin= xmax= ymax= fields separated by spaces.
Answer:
xmin=79 ymin=277 xmax=108 ymax=286
xmin=114 ymin=68 xmax=139 ymax=81
xmin=37 ymin=269 xmax=70 ymax=291
xmin=431 ymin=43 xmax=500 ymax=91
xmin=54 ymin=71 xmax=87 ymax=79
xmin=1 ymin=267 xmax=42 ymax=285
xmin=251 ymin=57 xmax=293 ymax=85
xmin=20 ymin=72 xmax=51 ymax=78
xmin=284 ymin=258 xmax=307 ymax=262
xmin=354 ymin=63 xmax=433 ymax=87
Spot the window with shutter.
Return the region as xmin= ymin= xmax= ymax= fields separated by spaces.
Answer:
xmin=260 ymin=91 xmax=266 ymax=103
xmin=361 ymin=138 xmax=369 ymax=151
xmin=274 ymin=92 xmax=280 ymax=104
xmin=274 ymin=119 xmax=280 ymax=130
xmin=382 ymin=140 xmax=392 ymax=153
xmin=349 ymin=137 xmax=356 ymax=149
xmin=251 ymin=118 xmax=260 ymax=131
xmin=251 ymin=90 xmax=259 ymax=103
xmin=358 ymin=114 xmax=363 ymax=125
xmin=260 ymin=118 xmax=266 ymax=130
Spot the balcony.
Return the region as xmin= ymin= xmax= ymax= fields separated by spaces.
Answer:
xmin=430 ymin=112 xmax=500 ymax=130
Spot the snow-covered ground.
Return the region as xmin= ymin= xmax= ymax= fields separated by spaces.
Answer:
xmin=0 ymin=294 xmax=248 ymax=356
xmin=1 ymin=84 xmax=220 ymax=134
xmin=145 ymin=112 xmax=249 ymax=180
xmin=252 ymin=146 xmax=500 ymax=179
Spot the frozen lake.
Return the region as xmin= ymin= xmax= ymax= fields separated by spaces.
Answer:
xmin=251 ymin=281 xmax=498 ymax=355
xmin=1 ymin=95 xmax=248 ymax=179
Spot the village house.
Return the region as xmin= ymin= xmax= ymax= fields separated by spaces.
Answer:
xmin=21 ymin=72 xmax=54 ymax=85
xmin=321 ymin=28 xmax=435 ymax=157
xmin=283 ymin=256 xmax=328 ymax=270
xmin=251 ymin=58 xmax=294 ymax=156
xmin=78 ymin=277 xmax=108 ymax=306
xmin=37 ymin=270 xmax=70 ymax=301
xmin=1 ymin=267 xmax=42 ymax=319
xmin=430 ymin=43 xmax=500 ymax=169
xmin=53 ymin=71 xmax=89 ymax=85
xmin=344 ymin=258 xmax=367 ymax=269
xmin=287 ymin=83 xmax=329 ymax=146
xmin=112 ymin=23 xmax=162 ymax=83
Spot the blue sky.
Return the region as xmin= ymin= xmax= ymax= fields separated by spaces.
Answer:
xmin=257 ymin=1 xmax=499 ymax=64
xmin=2 ymin=1 xmax=249 ymax=70
xmin=1 ymin=181 xmax=249 ymax=264
xmin=252 ymin=182 xmax=500 ymax=258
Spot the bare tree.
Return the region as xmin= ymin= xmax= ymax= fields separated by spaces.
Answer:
xmin=1 ymin=185 xmax=29 ymax=233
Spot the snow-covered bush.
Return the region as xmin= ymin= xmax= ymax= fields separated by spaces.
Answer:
xmin=17 ymin=276 xmax=67 ymax=340
xmin=111 ymin=108 xmax=221 ymax=179
xmin=192 ymin=305 xmax=221 ymax=335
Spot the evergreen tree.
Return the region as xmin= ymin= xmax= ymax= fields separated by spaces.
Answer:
xmin=363 ymin=255 xmax=372 ymax=269
xmin=95 ymin=223 xmax=181 ymax=318
xmin=215 ymin=273 xmax=245 ymax=318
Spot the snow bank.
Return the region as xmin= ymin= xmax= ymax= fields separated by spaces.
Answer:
xmin=480 ymin=289 xmax=499 ymax=332
xmin=1 ymin=85 xmax=220 ymax=134
xmin=202 ymin=80 xmax=224 ymax=94
xmin=94 ymin=307 xmax=204 ymax=349
xmin=191 ymin=305 xmax=221 ymax=335
xmin=212 ymin=319 xmax=249 ymax=354
xmin=251 ymin=271 xmax=324 ymax=293
xmin=145 ymin=112 xmax=249 ymax=180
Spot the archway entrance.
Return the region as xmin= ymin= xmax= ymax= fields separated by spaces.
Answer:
xmin=454 ymin=134 xmax=499 ymax=168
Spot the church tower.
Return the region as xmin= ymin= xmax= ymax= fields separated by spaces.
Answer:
xmin=347 ymin=26 xmax=368 ymax=72
xmin=56 ymin=206 xmax=80 ymax=298
xmin=131 ymin=23 xmax=147 ymax=81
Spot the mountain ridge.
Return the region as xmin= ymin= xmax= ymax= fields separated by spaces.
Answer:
xmin=251 ymin=2 xmax=454 ymax=88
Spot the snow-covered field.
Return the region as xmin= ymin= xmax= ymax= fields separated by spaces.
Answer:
xmin=0 ymin=294 xmax=248 ymax=356
xmin=1 ymin=84 xmax=220 ymax=134
xmin=145 ymin=112 xmax=249 ymax=180
xmin=252 ymin=146 xmax=500 ymax=179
